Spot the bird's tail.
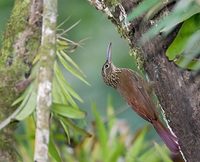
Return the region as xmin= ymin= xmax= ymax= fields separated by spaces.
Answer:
xmin=152 ymin=119 xmax=179 ymax=154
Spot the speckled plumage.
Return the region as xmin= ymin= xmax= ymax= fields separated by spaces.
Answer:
xmin=101 ymin=43 xmax=180 ymax=154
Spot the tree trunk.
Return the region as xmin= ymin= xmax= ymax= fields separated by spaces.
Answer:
xmin=88 ymin=1 xmax=200 ymax=162
xmin=0 ymin=0 xmax=42 ymax=161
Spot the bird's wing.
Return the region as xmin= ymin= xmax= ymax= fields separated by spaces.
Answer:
xmin=127 ymin=69 xmax=158 ymax=120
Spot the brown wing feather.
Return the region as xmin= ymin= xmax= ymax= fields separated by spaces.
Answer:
xmin=117 ymin=69 xmax=158 ymax=122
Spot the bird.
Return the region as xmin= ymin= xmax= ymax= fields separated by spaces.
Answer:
xmin=101 ymin=42 xmax=179 ymax=154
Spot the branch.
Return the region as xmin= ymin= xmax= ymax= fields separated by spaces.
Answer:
xmin=33 ymin=0 xmax=57 ymax=161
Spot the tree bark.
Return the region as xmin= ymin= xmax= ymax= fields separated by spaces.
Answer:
xmin=88 ymin=1 xmax=200 ymax=162
xmin=0 ymin=0 xmax=42 ymax=161
xmin=34 ymin=0 xmax=57 ymax=161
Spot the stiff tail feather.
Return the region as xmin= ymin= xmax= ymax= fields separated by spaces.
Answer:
xmin=152 ymin=120 xmax=179 ymax=154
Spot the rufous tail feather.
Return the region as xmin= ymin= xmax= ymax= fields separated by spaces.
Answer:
xmin=152 ymin=119 xmax=179 ymax=154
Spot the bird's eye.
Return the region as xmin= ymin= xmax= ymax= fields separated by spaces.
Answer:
xmin=104 ymin=64 xmax=109 ymax=69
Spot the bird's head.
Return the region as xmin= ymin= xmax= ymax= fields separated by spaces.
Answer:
xmin=101 ymin=43 xmax=120 ymax=88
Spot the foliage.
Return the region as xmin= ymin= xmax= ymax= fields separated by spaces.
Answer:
xmin=15 ymin=99 xmax=173 ymax=162
xmin=60 ymin=102 xmax=173 ymax=162
xmin=128 ymin=0 xmax=200 ymax=71
xmin=0 ymin=22 xmax=90 ymax=159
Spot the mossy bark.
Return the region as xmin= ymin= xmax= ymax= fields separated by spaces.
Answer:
xmin=0 ymin=0 xmax=42 ymax=161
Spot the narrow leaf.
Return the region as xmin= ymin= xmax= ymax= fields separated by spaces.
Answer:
xmin=60 ymin=116 xmax=92 ymax=137
xmin=126 ymin=127 xmax=148 ymax=162
xmin=60 ymin=119 xmax=71 ymax=143
xmin=57 ymin=53 xmax=90 ymax=85
xmin=92 ymin=103 xmax=108 ymax=157
xmin=154 ymin=143 xmax=172 ymax=162
xmin=59 ymin=50 xmax=85 ymax=76
xmin=15 ymin=91 xmax=37 ymax=120
xmin=142 ymin=1 xmax=200 ymax=41
xmin=11 ymin=81 xmax=34 ymax=106
xmin=49 ymin=135 xmax=63 ymax=162
xmin=128 ymin=0 xmax=160 ymax=21
xmin=54 ymin=62 xmax=78 ymax=107
xmin=51 ymin=103 xmax=86 ymax=119
xmin=166 ymin=14 xmax=200 ymax=60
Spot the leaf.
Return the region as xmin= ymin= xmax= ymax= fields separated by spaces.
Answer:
xmin=54 ymin=62 xmax=78 ymax=107
xmin=154 ymin=143 xmax=172 ymax=162
xmin=60 ymin=119 xmax=71 ymax=143
xmin=59 ymin=50 xmax=85 ymax=77
xmin=49 ymin=135 xmax=63 ymax=162
xmin=51 ymin=103 xmax=86 ymax=119
xmin=52 ymin=77 xmax=67 ymax=104
xmin=91 ymin=103 xmax=108 ymax=157
xmin=174 ymin=55 xmax=200 ymax=70
xmin=125 ymin=127 xmax=148 ymax=162
xmin=142 ymin=1 xmax=200 ymax=41
xmin=128 ymin=0 xmax=160 ymax=21
xmin=15 ymin=91 xmax=37 ymax=120
xmin=166 ymin=14 xmax=200 ymax=60
xmin=11 ymin=81 xmax=34 ymax=106
xmin=139 ymin=147 xmax=160 ymax=162
xmin=107 ymin=142 xmax=125 ymax=162
xmin=57 ymin=53 xmax=90 ymax=85
xmin=59 ymin=116 xmax=92 ymax=138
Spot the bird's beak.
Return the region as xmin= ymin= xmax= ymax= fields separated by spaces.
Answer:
xmin=106 ymin=42 xmax=112 ymax=63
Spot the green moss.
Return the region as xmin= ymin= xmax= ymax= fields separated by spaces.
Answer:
xmin=0 ymin=0 xmax=30 ymax=66
xmin=129 ymin=47 xmax=144 ymax=71
xmin=104 ymin=0 xmax=120 ymax=7
xmin=0 ymin=0 xmax=41 ymax=161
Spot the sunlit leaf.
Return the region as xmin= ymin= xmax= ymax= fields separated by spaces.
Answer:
xmin=51 ymin=103 xmax=86 ymax=119
xmin=166 ymin=14 xmax=200 ymax=60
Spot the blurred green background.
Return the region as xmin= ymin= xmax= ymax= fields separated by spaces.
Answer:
xmin=0 ymin=0 xmax=147 ymax=132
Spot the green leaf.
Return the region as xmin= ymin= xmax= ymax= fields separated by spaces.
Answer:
xmin=51 ymin=103 xmax=86 ymax=119
xmin=52 ymin=77 xmax=68 ymax=104
xmin=166 ymin=14 xmax=200 ymax=60
xmin=128 ymin=0 xmax=160 ymax=21
xmin=139 ymin=147 xmax=160 ymax=162
xmin=125 ymin=127 xmax=148 ymax=162
xmin=59 ymin=50 xmax=85 ymax=77
xmin=15 ymin=91 xmax=37 ymax=120
xmin=154 ymin=143 xmax=172 ymax=162
xmin=54 ymin=62 xmax=78 ymax=107
xmin=142 ymin=1 xmax=200 ymax=41
xmin=91 ymin=103 xmax=108 ymax=157
xmin=60 ymin=119 xmax=71 ymax=143
xmin=107 ymin=142 xmax=125 ymax=162
xmin=57 ymin=52 xmax=90 ymax=85
xmin=174 ymin=55 xmax=200 ymax=70
xmin=49 ymin=135 xmax=63 ymax=162
xmin=11 ymin=81 xmax=34 ymax=106
xmin=59 ymin=116 xmax=91 ymax=137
